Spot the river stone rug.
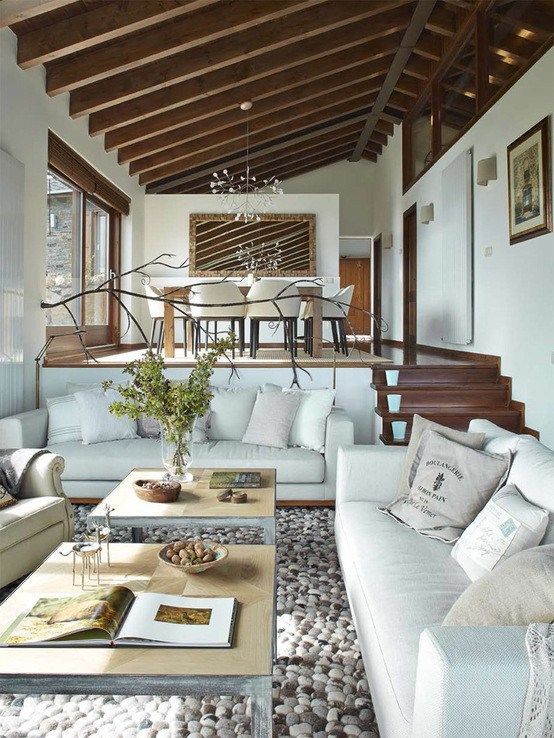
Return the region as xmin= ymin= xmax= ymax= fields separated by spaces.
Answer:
xmin=0 ymin=507 xmax=378 ymax=738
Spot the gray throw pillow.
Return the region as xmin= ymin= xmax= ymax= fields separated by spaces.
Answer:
xmin=444 ymin=545 xmax=554 ymax=626
xmin=398 ymin=414 xmax=486 ymax=498
xmin=381 ymin=430 xmax=511 ymax=543
xmin=242 ymin=392 xmax=301 ymax=449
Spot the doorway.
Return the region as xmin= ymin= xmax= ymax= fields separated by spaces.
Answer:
xmin=339 ymin=257 xmax=371 ymax=336
xmin=403 ymin=204 xmax=417 ymax=364
xmin=372 ymin=234 xmax=383 ymax=355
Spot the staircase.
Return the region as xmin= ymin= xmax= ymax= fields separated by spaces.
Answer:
xmin=372 ymin=363 xmax=526 ymax=445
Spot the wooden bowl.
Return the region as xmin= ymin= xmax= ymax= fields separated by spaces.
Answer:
xmin=158 ymin=540 xmax=228 ymax=574
xmin=133 ymin=479 xmax=181 ymax=503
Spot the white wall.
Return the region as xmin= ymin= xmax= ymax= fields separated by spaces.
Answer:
xmin=371 ymin=49 xmax=554 ymax=446
xmin=0 ymin=28 xmax=145 ymax=410
xmin=285 ymin=159 xmax=374 ymax=239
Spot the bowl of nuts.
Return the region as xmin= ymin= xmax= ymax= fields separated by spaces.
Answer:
xmin=158 ymin=539 xmax=228 ymax=574
xmin=133 ymin=478 xmax=181 ymax=503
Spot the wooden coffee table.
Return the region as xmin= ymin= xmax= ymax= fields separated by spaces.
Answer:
xmin=0 ymin=543 xmax=275 ymax=737
xmin=88 ymin=467 xmax=276 ymax=544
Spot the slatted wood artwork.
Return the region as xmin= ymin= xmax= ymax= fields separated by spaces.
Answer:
xmin=189 ymin=213 xmax=316 ymax=276
xmin=4 ymin=0 xmax=552 ymax=193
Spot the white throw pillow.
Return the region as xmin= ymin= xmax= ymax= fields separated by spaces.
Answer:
xmin=206 ymin=386 xmax=258 ymax=441
xmin=46 ymin=394 xmax=82 ymax=445
xmin=242 ymin=391 xmax=301 ymax=448
xmin=451 ymin=484 xmax=549 ymax=580
xmin=74 ymin=388 xmax=138 ymax=445
xmin=263 ymin=384 xmax=335 ymax=452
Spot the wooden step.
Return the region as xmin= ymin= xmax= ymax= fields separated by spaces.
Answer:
xmin=375 ymin=384 xmax=509 ymax=410
xmin=378 ymin=406 xmax=523 ymax=439
xmin=372 ymin=363 xmax=499 ymax=387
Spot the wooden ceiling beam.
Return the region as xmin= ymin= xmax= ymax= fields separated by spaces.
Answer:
xmin=350 ymin=0 xmax=439 ymax=161
xmin=117 ymin=61 xmax=393 ymax=164
xmin=411 ymin=29 xmax=444 ymax=60
xmin=138 ymin=97 xmax=388 ymax=184
xmin=425 ymin=5 xmax=458 ymax=36
xmin=148 ymin=109 xmax=375 ymax=191
xmin=71 ymin=1 xmax=412 ymax=115
xmin=130 ymin=79 xmax=387 ymax=176
xmin=16 ymin=0 xmax=218 ymax=68
xmin=46 ymin=0 xmax=325 ymax=95
xmin=0 ymin=0 xmax=73 ymax=28
xmin=90 ymin=31 xmax=405 ymax=134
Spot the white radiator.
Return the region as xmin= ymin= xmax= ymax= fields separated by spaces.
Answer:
xmin=0 ymin=149 xmax=25 ymax=418
xmin=441 ymin=149 xmax=473 ymax=345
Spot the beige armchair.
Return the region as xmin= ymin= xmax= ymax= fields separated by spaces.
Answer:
xmin=0 ymin=452 xmax=74 ymax=587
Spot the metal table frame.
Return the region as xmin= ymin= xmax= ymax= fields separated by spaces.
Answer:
xmin=86 ymin=513 xmax=276 ymax=545
xmin=0 ymin=674 xmax=273 ymax=737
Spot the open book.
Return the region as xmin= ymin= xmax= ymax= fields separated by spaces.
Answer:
xmin=1 ymin=586 xmax=238 ymax=648
xmin=209 ymin=471 xmax=262 ymax=489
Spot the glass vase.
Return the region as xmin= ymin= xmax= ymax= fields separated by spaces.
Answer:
xmin=161 ymin=427 xmax=193 ymax=483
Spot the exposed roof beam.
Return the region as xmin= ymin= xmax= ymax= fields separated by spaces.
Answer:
xmin=70 ymin=1 xmax=412 ymax=114
xmin=0 ymin=0 xmax=72 ymax=28
xmin=46 ymin=0 xmax=325 ymax=95
xmin=130 ymin=78 xmax=389 ymax=175
xmin=148 ymin=109 xmax=375 ymax=191
xmin=425 ymin=5 xmax=457 ymax=36
xmin=16 ymin=0 xmax=217 ymax=68
xmin=89 ymin=30 xmax=406 ymax=132
xmin=350 ymin=0 xmax=439 ymax=161
xmin=117 ymin=61 xmax=395 ymax=164
xmin=139 ymin=95 xmax=402 ymax=185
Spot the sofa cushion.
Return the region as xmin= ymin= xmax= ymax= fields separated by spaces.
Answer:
xmin=0 ymin=496 xmax=68 ymax=551
xmin=48 ymin=438 xmax=162 ymax=481
xmin=48 ymin=437 xmax=325 ymax=485
xmin=506 ymin=437 xmax=554 ymax=539
xmin=336 ymin=500 xmax=469 ymax=724
xmin=192 ymin=441 xmax=325 ymax=483
xmin=207 ymin=386 xmax=258 ymax=441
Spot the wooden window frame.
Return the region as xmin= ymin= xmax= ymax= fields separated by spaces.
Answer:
xmin=402 ymin=0 xmax=553 ymax=193
xmin=46 ymin=165 xmax=122 ymax=351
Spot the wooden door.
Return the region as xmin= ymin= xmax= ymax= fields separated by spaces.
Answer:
xmin=339 ymin=257 xmax=371 ymax=335
xmin=403 ymin=204 xmax=417 ymax=364
xmin=372 ymin=235 xmax=382 ymax=354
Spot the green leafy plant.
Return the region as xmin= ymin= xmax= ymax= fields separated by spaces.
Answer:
xmin=104 ymin=336 xmax=233 ymax=474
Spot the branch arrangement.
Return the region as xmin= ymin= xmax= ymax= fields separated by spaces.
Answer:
xmin=39 ymin=253 xmax=389 ymax=387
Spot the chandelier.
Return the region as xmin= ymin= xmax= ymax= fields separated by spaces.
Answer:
xmin=210 ymin=101 xmax=284 ymax=222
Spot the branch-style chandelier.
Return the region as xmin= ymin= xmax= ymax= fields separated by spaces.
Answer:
xmin=210 ymin=101 xmax=284 ymax=222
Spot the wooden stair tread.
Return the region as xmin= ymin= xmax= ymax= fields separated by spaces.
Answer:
xmin=376 ymin=406 xmax=521 ymax=418
xmin=379 ymin=434 xmax=408 ymax=446
xmin=371 ymin=382 xmax=505 ymax=391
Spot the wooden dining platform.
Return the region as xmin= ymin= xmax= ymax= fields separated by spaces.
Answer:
xmin=163 ymin=284 xmax=323 ymax=358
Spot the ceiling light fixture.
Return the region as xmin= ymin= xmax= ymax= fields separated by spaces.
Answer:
xmin=210 ymin=101 xmax=284 ymax=222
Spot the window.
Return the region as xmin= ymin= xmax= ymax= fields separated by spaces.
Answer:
xmin=46 ymin=132 xmax=130 ymax=350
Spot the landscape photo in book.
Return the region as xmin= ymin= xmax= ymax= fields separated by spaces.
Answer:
xmin=154 ymin=604 xmax=212 ymax=625
xmin=3 ymin=586 xmax=134 ymax=644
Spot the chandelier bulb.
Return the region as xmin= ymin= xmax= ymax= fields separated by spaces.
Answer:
xmin=240 ymin=101 xmax=253 ymax=111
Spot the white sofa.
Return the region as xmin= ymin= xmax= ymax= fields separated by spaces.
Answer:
xmin=335 ymin=420 xmax=554 ymax=738
xmin=0 ymin=405 xmax=353 ymax=502
xmin=0 ymin=452 xmax=74 ymax=587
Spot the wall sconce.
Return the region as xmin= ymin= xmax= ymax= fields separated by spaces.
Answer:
xmin=382 ymin=232 xmax=393 ymax=249
xmin=476 ymin=156 xmax=497 ymax=186
xmin=420 ymin=204 xmax=434 ymax=224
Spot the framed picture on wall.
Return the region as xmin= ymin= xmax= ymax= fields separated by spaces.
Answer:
xmin=507 ymin=116 xmax=552 ymax=245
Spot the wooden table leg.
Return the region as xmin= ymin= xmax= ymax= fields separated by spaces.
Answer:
xmin=312 ymin=289 xmax=323 ymax=358
xmin=163 ymin=288 xmax=175 ymax=358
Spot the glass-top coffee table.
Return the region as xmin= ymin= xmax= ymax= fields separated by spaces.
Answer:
xmin=0 ymin=542 xmax=275 ymax=737
xmin=87 ymin=467 xmax=276 ymax=544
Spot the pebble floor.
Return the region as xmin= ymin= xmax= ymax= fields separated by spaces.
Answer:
xmin=0 ymin=506 xmax=379 ymax=738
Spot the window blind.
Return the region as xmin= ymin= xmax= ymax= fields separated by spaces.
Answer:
xmin=48 ymin=131 xmax=131 ymax=215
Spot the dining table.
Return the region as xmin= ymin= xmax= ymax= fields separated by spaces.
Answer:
xmin=162 ymin=283 xmax=323 ymax=358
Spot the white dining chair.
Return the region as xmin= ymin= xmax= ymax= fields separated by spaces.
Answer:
xmin=303 ymin=284 xmax=354 ymax=355
xmin=189 ymin=281 xmax=246 ymax=356
xmin=246 ymin=279 xmax=301 ymax=358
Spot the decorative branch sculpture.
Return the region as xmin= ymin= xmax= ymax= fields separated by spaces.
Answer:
xmin=38 ymin=253 xmax=389 ymax=388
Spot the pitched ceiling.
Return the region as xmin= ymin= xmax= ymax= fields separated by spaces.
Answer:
xmin=1 ymin=0 xmax=537 ymax=194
